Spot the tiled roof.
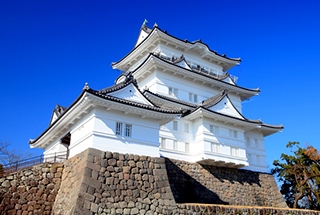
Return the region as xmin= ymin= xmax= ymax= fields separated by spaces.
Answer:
xmin=112 ymin=25 xmax=241 ymax=68
xmin=201 ymin=90 xmax=227 ymax=108
xmin=98 ymin=74 xmax=138 ymax=94
xmin=145 ymin=89 xmax=283 ymax=130
xmin=116 ymin=53 xmax=260 ymax=95
xmin=88 ymin=88 xmax=185 ymax=114
xmin=53 ymin=103 xmax=66 ymax=118
xmin=143 ymin=90 xmax=197 ymax=108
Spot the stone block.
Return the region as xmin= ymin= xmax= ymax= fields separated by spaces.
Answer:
xmin=82 ymin=175 xmax=101 ymax=190
xmin=131 ymin=208 xmax=139 ymax=214
xmin=84 ymin=161 xmax=101 ymax=172
xmin=128 ymin=161 xmax=136 ymax=167
xmin=105 ymin=151 xmax=113 ymax=159
xmin=87 ymin=148 xmax=106 ymax=158
xmin=124 ymin=208 xmax=131 ymax=215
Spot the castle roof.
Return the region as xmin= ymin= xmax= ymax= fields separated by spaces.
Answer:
xmin=112 ymin=25 xmax=241 ymax=72
xmin=144 ymin=89 xmax=283 ymax=136
xmin=29 ymin=77 xmax=184 ymax=148
xmin=116 ymin=53 xmax=260 ymax=101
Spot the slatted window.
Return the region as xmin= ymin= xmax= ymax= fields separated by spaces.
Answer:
xmin=161 ymin=138 xmax=166 ymax=148
xmin=125 ymin=124 xmax=132 ymax=137
xmin=116 ymin=122 xmax=123 ymax=135
xmin=211 ymin=142 xmax=220 ymax=153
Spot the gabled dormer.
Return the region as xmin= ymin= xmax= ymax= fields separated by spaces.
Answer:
xmin=100 ymin=74 xmax=154 ymax=106
xmin=49 ymin=104 xmax=66 ymax=125
xmin=202 ymin=90 xmax=244 ymax=119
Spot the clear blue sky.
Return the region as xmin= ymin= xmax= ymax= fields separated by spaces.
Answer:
xmin=1 ymin=0 xmax=319 ymax=172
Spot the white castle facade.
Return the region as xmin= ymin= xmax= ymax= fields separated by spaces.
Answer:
xmin=30 ymin=23 xmax=283 ymax=172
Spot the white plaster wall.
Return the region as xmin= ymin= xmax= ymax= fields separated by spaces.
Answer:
xmin=145 ymin=71 xmax=242 ymax=112
xmin=242 ymin=130 xmax=267 ymax=172
xmin=90 ymin=107 xmax=160 ymax=157
xmin=43 ymin=139 xmax=68 ymax=162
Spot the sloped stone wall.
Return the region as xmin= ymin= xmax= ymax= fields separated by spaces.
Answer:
xmin=1 ymin=148 xmax=318 ymax=215
xmin=0 ymin=162 xmax=63 ymax=215
xmin=53 ymin=148 xmax=177 ymax=215
xmin=165 ymin=159 xmax=287 ymax=208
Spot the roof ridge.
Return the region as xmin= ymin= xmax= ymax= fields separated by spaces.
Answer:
xmin=202 ymin=90 xmax=227 ymax=108
xmin=144 ymin=90 xmax=197 ymax=108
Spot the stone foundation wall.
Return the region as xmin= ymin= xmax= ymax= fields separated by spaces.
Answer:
xmin=176 ymin=204 xmax=319 ymax=215
xmin=0 ymin=162 xmax=63 ymax=215
xmin=53 ymin=148 xmax=177 ymax=214
xmin=1 ymin=148 xmax=318 ymax=215
xmin=165 ymin=159 xmax=287 ymax=208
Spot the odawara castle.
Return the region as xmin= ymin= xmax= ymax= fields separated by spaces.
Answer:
xmin=29 ymin=21 xmax=283 ymax=173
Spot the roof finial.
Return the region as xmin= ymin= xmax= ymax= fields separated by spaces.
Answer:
xmin=143 ymin=19 xmax=148 ymax=26
xmin=153 ymin=22 xmax=158 ymax=28
xmin=83 ymin=82 xmax=90 ymax=90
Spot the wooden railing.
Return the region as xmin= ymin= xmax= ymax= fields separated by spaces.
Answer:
xmin=1 ymin=151 xmax=68 ymax=176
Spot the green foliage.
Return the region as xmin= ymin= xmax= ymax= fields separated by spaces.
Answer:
xmin=272 ymin=142 xmax=320 ymax=210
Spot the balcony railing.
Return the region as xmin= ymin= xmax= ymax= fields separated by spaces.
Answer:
xmin=0 ymin=151 xmax=68 ymax=176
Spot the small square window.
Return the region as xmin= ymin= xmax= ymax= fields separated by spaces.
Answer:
xmin=229 ymin=129 xmax=238 ymax=139
xmin=246 ymin=137 xmax=250 ymax=146
xmin=173 ymin=121 xmax=178 ymax=131
xmin=173 ymin=140 xmax=178 ymax=150
xmin=124 ymin=124 xmax=132 ymax=137
xmin=116 ymin=122 xmax=123 ymax=135
xmin=161 ymin=138 xmax=166 ymax=148
xmin=254 ymin=139 xmax=258 ymax=147
xmin=211 ymin=142 xmax=220 ymax=153
xmin=231 ymin=147 xmax=239 ymax=156
xmin=184 ymin=123 xmax=189 ymax=133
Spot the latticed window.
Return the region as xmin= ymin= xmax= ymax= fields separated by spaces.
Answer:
xmin=210 ymin=125 xmax=219 ymax=134
xmin=125 ymin=124 xmax=132 ymax=137
xmin=169 ymin=87 xmax=178 ymax=97
xmin=246 ymin=137 xmax=250 ymax=146
xmin=189 ymin=93 xmax=198 ymax=103
xmin=229 ymin=129 xmax=238 ymax=138
xmin=116 ymin=122 xmax=122 ymax=135
xmin=173 ymin=140 xmax=178 ymax=150
xmin=173 ymin=121 xmax=178 ymax=131
xmin=184 ymin=123 xmax=189 ymax=133
xmin=161 ymin=138 xmax=166 ymax=148
xmin=211 ymin=142 xmax=220 ymax=153
xmin=231 ymin=147 xmax=239 ymax=156
xmin=254 ymin=139 xmax=259 ymax=147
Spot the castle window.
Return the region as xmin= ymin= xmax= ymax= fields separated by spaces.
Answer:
xmin=116 ymin=122 xmax=123 ymax=135
xmin=116 ymin=122 xmax=132 ymax=137
xmin=173 ymin=140 xmax=178 ymax=150
xmin=231 ymin=147 xmax=239 ymax=156
xmin=210 ymin=125 xmax=219 ymax=135
xmin=246 ymin=137 xmax=250 ymax=146
xmin=161 ymin=138 xmax=166 ymax=148
xmin=184 ymin=123 xmax=189 ymax=133
xmin=211 ymin=142 xmax=220 ymax=153
xmin=256 ymin=155 xmax=260 ymax=164
xmin=125 ymin=124 xmax=132 ymax=137
xmin=189 ymin=93 xmax=198 ymax=103
xmin=247 ymin=153 xmax=252 ymax=163
xmin=229 ymin=129 xmax=238 ymax=138
xmin=254 ymin=139 xmax=259 ymax=147
xmin=169 ymin=87 xmax=178 ymax=97
xmin=173 ymin=121 xmax=178 ymax=131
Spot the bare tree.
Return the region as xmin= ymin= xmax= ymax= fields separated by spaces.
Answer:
xmin=0 ymin=141 xmax=33 ymax=166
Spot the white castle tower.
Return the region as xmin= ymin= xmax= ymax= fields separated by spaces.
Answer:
xmin=30 ymin=22 xmax=283 ymax=173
